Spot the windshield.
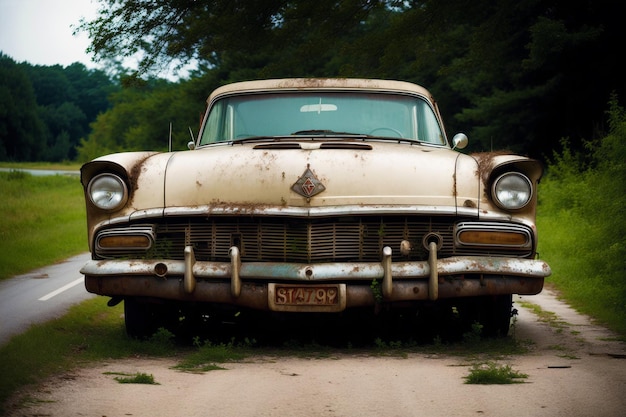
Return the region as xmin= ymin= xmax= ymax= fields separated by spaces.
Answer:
xmin=199 ymin=92 xmax=445 ymax=145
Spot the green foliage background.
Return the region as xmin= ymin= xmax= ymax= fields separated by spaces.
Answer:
xmin=2 ymin=1 xmax=626 ymax=163
xmin=0 ymin=56 xmax=117 ymax=162
xmin=537 ymin=98 xmax=626 ymax=334
xmin=0 ymin=171 xmax=86 ymax=280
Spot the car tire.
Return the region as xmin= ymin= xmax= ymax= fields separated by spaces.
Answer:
xmin=124 ymin=298 xmax=170 ymax=339
xmin=458 ymin=294 xmax=513 ymax=338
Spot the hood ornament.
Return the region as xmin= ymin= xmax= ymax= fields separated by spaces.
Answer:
xmin=291 ymin=166 xmax=326 ymax=198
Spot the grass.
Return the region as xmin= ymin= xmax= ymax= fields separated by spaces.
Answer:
xmin=107 ymin=372 xmax=159 ymax=384
xmin=0 ymin=170 xmax=87 ymax=280
xmin=0 ymin=162 xmax=82 ymax=171
xmin=173 ymin=339 xmax=248 ymax=373
xmin=464 ymin=362 xmax=528 ymax=384
xmin=0 ymin=297 xmax=183 ymax=414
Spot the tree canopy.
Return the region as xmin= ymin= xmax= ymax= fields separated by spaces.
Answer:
xmin=0 ymin=55 xmax=117 ymax=161
xmin=77 ymin=0 xmax=625 ymax=160
xmin=3 ymin=1 xmax=624 ymax=162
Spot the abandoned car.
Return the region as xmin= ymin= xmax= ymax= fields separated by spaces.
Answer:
xmin=80 ymin=78 xmax=551 ymax=338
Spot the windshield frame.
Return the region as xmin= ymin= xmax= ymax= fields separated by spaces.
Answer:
xmin=197 ymin=90 xmax=448 ymax=148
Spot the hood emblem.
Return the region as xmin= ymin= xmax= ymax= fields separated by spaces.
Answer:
xmin=291 ymin=167 xmax=326 ymax=198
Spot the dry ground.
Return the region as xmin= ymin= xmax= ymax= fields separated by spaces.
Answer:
xmin=6 ymin=288 xmax=626 ymax=417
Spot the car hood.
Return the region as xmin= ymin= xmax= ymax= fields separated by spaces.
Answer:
xmin=142 ymin=141 xmax=481 ymax=215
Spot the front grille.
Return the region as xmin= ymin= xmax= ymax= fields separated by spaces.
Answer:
xmin=95 ymin=216 xmax=532 ymax=261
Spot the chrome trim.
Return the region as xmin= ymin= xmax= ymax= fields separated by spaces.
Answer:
xmin=454 ymin=222 xmax=533 ymax=249
xmin=382 ymin=246 xmax=393 ymax=297
xmin=95 ymin=205 xmax=479 ymax=229
xmin=95 ymin=226 xmax=155 ymax=253
xmin=163 ymin=204 xmax=463 ymax=217
xmin=184 ymin=245 xmax=196 ymax=294
xmin=427 ymin=241 xmax=439 ymax=300
xmin=81 ymin=256 xmax=551 ymax=281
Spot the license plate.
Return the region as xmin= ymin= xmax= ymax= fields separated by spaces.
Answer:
xmin=268 ymin=283 xmax=346 ymax=312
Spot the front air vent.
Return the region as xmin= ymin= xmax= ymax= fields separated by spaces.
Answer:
xmin=253 ymin=142 xmax=372 ymax=150
xmin=253 ymin=143 xmax=302 ymax=149
xmin=320 ymin=143 xmax=372 ymax=150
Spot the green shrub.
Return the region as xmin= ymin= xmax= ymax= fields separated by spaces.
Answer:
xmin=538 ymin=97 xmax=626 ymax=335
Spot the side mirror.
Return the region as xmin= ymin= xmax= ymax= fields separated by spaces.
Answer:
xmin=452 ymin=133 xmax=468 ymax=150
xmin=187 ymin=127 xmax=196 ymax=150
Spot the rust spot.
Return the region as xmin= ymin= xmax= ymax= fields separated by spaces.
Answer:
xmin=129 ymin=155 xmax=153 ymax=193
xmin=471 ymin=151 xmax=511 ymax=186
xmin=452 ymin=172 xmax=457 ymax=197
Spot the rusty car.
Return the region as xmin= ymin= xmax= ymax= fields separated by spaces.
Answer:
xmin=80 ymin=78 xmax=551 ymax=338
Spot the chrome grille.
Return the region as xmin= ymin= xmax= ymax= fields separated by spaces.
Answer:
xmin=95 ymin=216 xmax=531 ymax=261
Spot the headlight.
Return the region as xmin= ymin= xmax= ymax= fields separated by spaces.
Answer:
xmin=87 ymin=173 xmax=128 ymax=211
xmin=491 ymin=172 xmax=533 ymax=210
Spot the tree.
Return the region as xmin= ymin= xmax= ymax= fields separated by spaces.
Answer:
xmin=78 ymin=0 xmax=388 ymax=78
xmin=0 ymin=55 xmax=44 ymax=161
xmin=76 ymin=76 xmax=202 ymax=161
xmin=79 ymin=0 xmax=626 ymax=160
xmin=19 ymin=62 xmax=118 ymax=161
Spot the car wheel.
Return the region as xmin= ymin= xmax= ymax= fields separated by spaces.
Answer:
xmin=458 ymin=295 xmax=513 ymax=338
xmin=124 ymin=298 xmax=171 ymax=339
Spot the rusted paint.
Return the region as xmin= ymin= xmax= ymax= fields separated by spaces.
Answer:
xmin=471 ymin=151 xmax=512 ymax=187
xmin=470 ymin=151 xmax=511 ymax=185
xmin=128 ymin=154 xmax=153 ymax=195
xmin=84 ymin=274 xmax=544 ymax=310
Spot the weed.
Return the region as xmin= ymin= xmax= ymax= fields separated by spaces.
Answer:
xmin=147 ymin=328 xmax=176 ymax=352
xmin=462 ymin=322 xmax=484 ymax=344
xmin=108 ymin=372 xmax=159 ymax=384
xmin=518 ymin=301 xmax=568 ymax=332
xmin=370 ymin=279 xmax=383 ymax=303
xmin=174 ymin=338 xmax=248 ymax=372
xmin=464 ymin=362 xmax=528 ymax=384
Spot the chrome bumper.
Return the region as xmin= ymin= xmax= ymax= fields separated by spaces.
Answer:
xmin=82 ymin=245 xmax=550 ymax=310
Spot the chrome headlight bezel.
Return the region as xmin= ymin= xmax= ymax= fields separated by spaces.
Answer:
xmin=491 ymin=172 xmax=533 ymax=210
xmin=87 ymin=173 xmax=128 ymax=211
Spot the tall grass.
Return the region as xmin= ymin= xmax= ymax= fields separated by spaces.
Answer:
xmin=537 ymin=97 xmax=626 ymax=335
xmin=0 ymin=171 xmax=87 ymax=280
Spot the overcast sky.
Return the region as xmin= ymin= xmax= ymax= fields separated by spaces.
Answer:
xmin=0 ymin=0 xmax=194 ymax=79
xmin=0 ymin=0 xmax=99 ymax=68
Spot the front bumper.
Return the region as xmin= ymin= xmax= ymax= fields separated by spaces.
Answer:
xmin=82 ymin=245 xmax=550 ymax=312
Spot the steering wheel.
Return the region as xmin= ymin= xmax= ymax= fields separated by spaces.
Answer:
xmin=368 ymin=127 xmax=403 ymax=138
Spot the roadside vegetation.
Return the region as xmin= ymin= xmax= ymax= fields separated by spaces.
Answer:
xmin=537 ymin=98 xmax=626 ymax=336
xmin=0 ymin=170 xmax=86 ymax=280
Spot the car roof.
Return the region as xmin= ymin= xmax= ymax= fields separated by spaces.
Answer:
xmin=207 ymin=78 xmax=435 ymax=103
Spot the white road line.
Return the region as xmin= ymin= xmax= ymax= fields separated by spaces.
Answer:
xmin=38 ymin=277 xmax=84 ymax=301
